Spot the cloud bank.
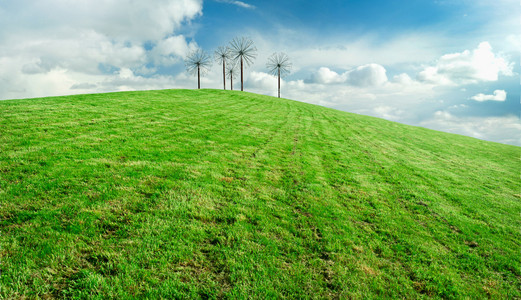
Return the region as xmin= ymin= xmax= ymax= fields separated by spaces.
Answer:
xmin=417 ymin=42 xmax=513 ymax=85
xmin=0 ymin=0 xmax=203 ymax=99
xmin=307 ymin=64 xmax=387 ymax=87
xmin=420 ymin=112 xmax=521 ymax=146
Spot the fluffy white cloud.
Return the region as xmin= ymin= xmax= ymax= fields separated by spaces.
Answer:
xmin=417 ymin=42 xmax=514 ymax=85
xmin=471 ymin=90 xmax=507 ymax=102
xmin=246 ymin=71 xmax=281 ymax=96
xmin=420 ymin=111 xmax=521 ymax=146
xmin=149 ymin=35 xmax=199 ymax=66
xmin=307 ymin=64 xmax=388 ymax=87
xmin=309 ymin=67 xmax=346 ymax=84
xmin=0 ymin=0 xmax=203 ymax=100
xmin=0 ymin=0 xmax=202 ymax=42
xmin=391 ymin=73 xmax=414 ymax=85
xmin=280 ymin=72 xmax=435 ymax=122
xmin=373 ymin=106 xmax=405 ymax=121
xmin=11 ymin=31 xmax=148 ymax=75
xmin=346 ymin=64 xmax=388 ymax=87
xmin=99 ymin=68 xmax=178 ymax=92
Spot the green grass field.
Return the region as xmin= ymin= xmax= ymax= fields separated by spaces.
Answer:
xmin=1 ymin=89 xmax=519 ymax=298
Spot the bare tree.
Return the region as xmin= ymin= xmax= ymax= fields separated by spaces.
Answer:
xmin=229 ymin=37 xmax=257 ymax=91
xmin=226 ymin=62 xmax=238 ymax=91
xmin=185 ymin=49 xmax=212 ymax=89
xmin=266 ymin=52 xmax=292 ymax=98
xmin=214 ymin=46 xmax=231 ymax=90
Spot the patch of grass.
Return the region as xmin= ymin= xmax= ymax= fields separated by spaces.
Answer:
xmin=1 ymin=89 xmax=520 ymax=298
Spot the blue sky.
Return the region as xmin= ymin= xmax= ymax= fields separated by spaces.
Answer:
xmin=204 ymin=0 xmax=455 ymax=36
xmin=0 ymin=0 xmax=519 ymax=145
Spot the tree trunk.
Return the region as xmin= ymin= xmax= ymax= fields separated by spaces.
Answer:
xmin=230 ymin=74 xmax=233 ymax=91
xmin=197 ymin=66 xmax=200 ymax=89
xmin=222 ymin=60 xmax=226 ymax=90
xmin=240 ymin=57 xmax=244 ymax=91
xmin=278 ymin=68 xmax=281 ymax=98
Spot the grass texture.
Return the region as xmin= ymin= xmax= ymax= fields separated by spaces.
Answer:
xmin=0 ymin=89 xmax=520 ymax=298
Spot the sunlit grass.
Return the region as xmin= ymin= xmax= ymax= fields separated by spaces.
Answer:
xmin=1 ymin=89 xmax=519 ymax=298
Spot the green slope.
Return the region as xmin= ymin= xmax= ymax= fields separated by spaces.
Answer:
xmin=0 ymin=89 xmax=519 ymax=298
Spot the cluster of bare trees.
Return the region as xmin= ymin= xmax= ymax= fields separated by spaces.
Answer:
xmin=185 ymin=37 xmax=292 ymax=98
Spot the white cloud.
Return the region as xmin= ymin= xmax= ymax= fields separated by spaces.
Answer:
xmin=417 ymin=66 xmax=453 ymax=86
xmin=420 ymin=111 xmax=521 ymax=146
xmin=346 ymin=64 xmax=388 ymax=87
xmin=417 ymin=42 xmax=514 ymax=85
xmin=99 ymin=68 xmax=176 ymax=92
xmin=215 ymin=0 xmax=255 ymax=9
xmin=279 ymin=73 xmax=435 ymax=122
xmin=373 ymin=106 xmax=405 ymax=121
xmin=1 ymin=0 xmax=203 ymax=42
xmin=247 ymin=71 xmax=280 ymax=96
xmin=0 ymin=0 xmax=203 ymax=100
xmin=149 ymin=35 xmax=199 ymax=66
xmin=307 ymin=64 xmax=388 ymax=87
xmin=471 ymin=90 xmax=507 ymax=102
xmin=391 ymin=73 xmax=414 ymax=85
xmin=309 ymin=67 xmax=346 ymax=84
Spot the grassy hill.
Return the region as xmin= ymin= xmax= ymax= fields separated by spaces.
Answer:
xmin=0 ymin=89 xmax=519 ymax=298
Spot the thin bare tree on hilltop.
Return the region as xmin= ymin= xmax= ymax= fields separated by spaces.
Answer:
xmin=214 ymin=46 xmax=231 ymax=90
xmin=185 ymin=49 xmax=212 ymax=89
xmin=229 ymin=37 xmax=257 ymax=91
xmin=266 ymin=52 xmax=292 ymax=98
xmin=226 ymin=61 xmax=238 ymax=91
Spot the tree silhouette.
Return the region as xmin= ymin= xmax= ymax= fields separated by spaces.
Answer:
xmin=185 ymin=49 xmax=212 ymax=89
xmin=229 ymin=37 xmax=257 ymax=91
xmin=214 ymin=46 xmax=231 ymax=90
xmin=226 ymin=62 xmax=238 ymax=91
xmin=266 ymin=52 xmax=292 ymax=98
